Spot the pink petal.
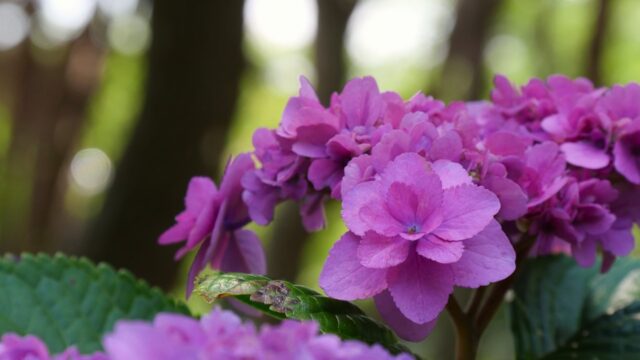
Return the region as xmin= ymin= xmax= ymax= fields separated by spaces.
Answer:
xmin=341 ymin=154 xmax=376 ymax=197
xmin=482 ymin=176 xmax=527 ymax=220
xmin=433 ymin=185 xmax=500 ymax=241
xmin=485 ymin=131 xmax=530 ymax=156
xmin=561 ymin=141 xmax=610 ymax=169
xmin=380 ymin=153 xmax=431 ymax=189
xmin=432 ymin=160 xmax=472 ymax=189
xmin=342 ymin=181 xmax=403 ymax=236
xmin=385 ymin=183 xmax=419 ymax=225
xmin=450 ymin=220 xmax=515 ymax=288
xmin=340 ymin=76 xmax=383 ymax=128
xmin=186 ymin=238 xmax=211 ymax=297
xmin=185 ymin=177 xmax=217 ymax=212
xmin=298 ymin=76 xmax=320 ymax=101
xmin=300 ymin=192 xmax=326 ymax=232
xmin=220 ymin=229 xmax=266 ymax=275
xmin=374 ymin=290 xmax=437 ymax=342
xmin=388 ymin=253 xmax=454 ymax=324
xmin=357 ymin=232 xmax=410 ymax=269
xmin=430 ymin=131 xmax=462 ymax=161
xmin=158 ymin=220 xmax=192 ymax=245
xmin=416 ymin=236 xmax=464 ymax=264
xmin=319 ymin=232 xmax=388 ymax=300
xmin=614 ymin=134 xmax=640 ymax=184
xmin=308 ymin=158 xmax=342 ymax=191
xmin=572 ymin=238 xmax=597 ymax=267
xmin=601 ymin=223 xmax=635 ymax=256
xmin=291 ymin=121 xmax=338 ymax=158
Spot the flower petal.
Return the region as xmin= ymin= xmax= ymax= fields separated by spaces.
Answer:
xmin=158 ymin=219 xmax=192 ymax=245
xmin=450 ymin=220 xmax=515 ymax=288
xmin=320 ymin=233 xmax=388 ymax=300
xmin=342 ymin=181 xmax=403 ymax=236
xmin=220 ymin=229 xmax=266 ymax=275
xmin=561 ymin=141 xmax=610 ymax=170
xmin=385 ymin=182 xmax=419 ymax=225
xmin=358 ymin=232 xmax=410 ymax=269
xmin=614 ymin=130 xmax=640 ymax=184
xmin=388 ymin=253 xmax=454 ymax=324
xmin=380 ymin=153 xmax=431 ymax=189
xmin=432 ymin=160 xmax=472 ymax=189
xmin=482 ymin=176 xmax=527 ymax=220
xmin=430 ymin=131 xmax=462 ymax=161
xmin=300 ymin=192 xmax=326 ymax=232
xmin=416 ymin=236 xmax=464 ymax=264
xmin=185 ymin=177 xmax=217 ymax=212
xmin=433 ymin=184 xmax=500 ymax=241
xmin=374 ymin=290 xmax=437 ymax=342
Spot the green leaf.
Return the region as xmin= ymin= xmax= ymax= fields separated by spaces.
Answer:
xmin=511 ymin=255 xmax=640 ymax=359
xmin=195 ymin=272 xmax=411 ymax=356
xmin=0 ymin=253 xmax=190 ymax=354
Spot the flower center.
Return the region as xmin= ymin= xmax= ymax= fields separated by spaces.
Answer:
xmin=407 ymin=225 xmax=419 ymax=234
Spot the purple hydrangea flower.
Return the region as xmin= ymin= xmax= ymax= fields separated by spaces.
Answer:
xmin=158 ymin=154 xmax=265 ymax=296
xmin=102 ymin=308 xmax=412 ymax=360
xmin=0 ymin=334 xmax=107 ymax=360
xmin=614 ymin=119 xmax=640 ymax=184
xmin=320 ymin=153 xmax=515 ymax=341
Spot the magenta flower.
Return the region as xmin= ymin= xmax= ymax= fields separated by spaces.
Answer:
xmin=0 ymin=334 xmax=107 ymax=360
xmin=614 ymin=119 xmax=640 ymax=184
xmin=158 ymin=154 xmax=265 ymax=295
xmin=242 ymin=128 xmax=311 ymax=226
xmin=320 ymin=153 xmax=515 ymax=341
xmin=102 ymin=308 xmax=412 ymax=360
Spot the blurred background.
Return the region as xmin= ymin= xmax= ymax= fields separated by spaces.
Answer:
xmin=0 ymin=0 xmax=634 ymax=358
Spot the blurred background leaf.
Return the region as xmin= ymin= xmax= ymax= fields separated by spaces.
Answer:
xmin=511 ymin=255 xmax=640 ymax=359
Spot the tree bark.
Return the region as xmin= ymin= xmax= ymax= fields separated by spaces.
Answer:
xmin=585 ymin=0 xmax=613 ymax=85
xmin=87 ymin=0 xmax=245 ymax=289
xmin=266 ymin=0 xmax=357 ymax=282
xmin=314 ymin=0 xmax=358 ymax=105
xmin=0 ymin=30 xmax=104 ymax=253
xmin=432 ymin=0 xmax=503 ymax=101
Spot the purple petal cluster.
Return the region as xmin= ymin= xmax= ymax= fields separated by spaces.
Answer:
xmin=320 ymin=153 xmax=515 ymax=340
xmin=159 ymin=154 xmax=265 ymax=295
xmin=483 ymin=75 xmax=640 ymax=270
xmin=0 ymin=334 xmax=106 ymax=360
xmin=0 ymin=309 xmax=412 ymax=360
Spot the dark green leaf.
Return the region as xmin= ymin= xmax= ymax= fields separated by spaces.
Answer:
xmin=195 ymin=272 xmax=411 ymax=356
xmin=511 ymin=255 xmax=640 ymax=359
xmin=0 ymin=253 xmax=190 ymax=354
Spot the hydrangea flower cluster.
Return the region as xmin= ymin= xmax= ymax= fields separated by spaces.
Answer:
xmin=0 ymin=334 xmax=106 ymax=360
xmin=161 ymin=74 xmax=640 ymax=341
xmin=0 ymin=308 xmax=410 ymax=360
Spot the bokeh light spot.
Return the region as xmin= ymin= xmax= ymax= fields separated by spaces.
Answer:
xmin=70 ymin=148 xmax=112 ymax=196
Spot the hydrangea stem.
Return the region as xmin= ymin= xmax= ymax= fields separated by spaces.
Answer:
xmin=447 ymin=234 xmax=537 ymax=360
xmin=447 ymin=296 xmax=478 ymax=360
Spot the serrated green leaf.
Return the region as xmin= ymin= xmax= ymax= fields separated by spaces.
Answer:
xmin=0 ymin=253 xmax=190 ymax=354
xmin=511 ymin=255 xmax=640 ymax=359
xmin=195 ymin=272 xmax=412 ymax=356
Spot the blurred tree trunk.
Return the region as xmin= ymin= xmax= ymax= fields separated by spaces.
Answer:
xmin=586 ymin=0 xmax=613 ymax=85
xmin=0 ymin=32 xmax=104 ymax=253
xmin=533 ymin=1 xmax=557 ymax=76
xmin=314 ymin=0 xmax=358 ymax=104
xmin=87 ymin=0 xmax=245 ymax=289
xmin=432 ymin=0 xmax=503 ymax=101
xmin=266 ymin=0 xmax=357 ymax=282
